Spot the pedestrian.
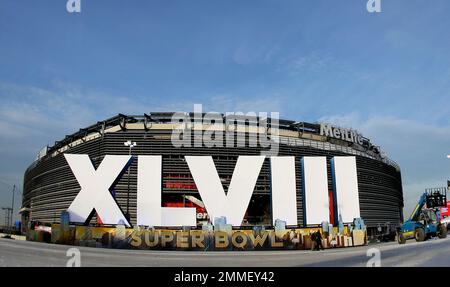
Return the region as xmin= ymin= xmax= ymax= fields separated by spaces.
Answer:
xmin=377 ymin=224 xmax=382 ymax=242
xmin=310 ymin=230 xmax=317 ymax=251
xmin=315 ymin=230 xmax=324 ymax=251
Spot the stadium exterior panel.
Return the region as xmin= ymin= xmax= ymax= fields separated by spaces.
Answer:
xmin=22 ymin=113 xmax=404 ymax=236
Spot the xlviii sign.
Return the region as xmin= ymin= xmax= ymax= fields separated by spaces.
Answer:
xmin=64 ymin=154 xmax=360 ymax=227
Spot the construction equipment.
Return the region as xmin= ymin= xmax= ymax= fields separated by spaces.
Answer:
xmin=397 ymin=188 xmax=448 ymax=244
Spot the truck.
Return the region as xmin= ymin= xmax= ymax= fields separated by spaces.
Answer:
xmin=397 ymin=188 xmax=448 ymax=244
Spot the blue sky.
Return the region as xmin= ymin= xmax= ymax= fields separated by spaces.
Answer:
xmin=1 ymin=0 xmax=450 ymax=222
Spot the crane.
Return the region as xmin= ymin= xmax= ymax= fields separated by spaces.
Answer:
xmin=397 ymin=188 xmax=448 ymax=244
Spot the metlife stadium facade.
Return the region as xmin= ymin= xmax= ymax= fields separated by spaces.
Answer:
xmin=21 ymin=112 xmax=404 ymax=236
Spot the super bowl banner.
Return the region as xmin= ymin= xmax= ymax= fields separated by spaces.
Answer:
xmin=49 ymin=224 xmax=367 ymax=251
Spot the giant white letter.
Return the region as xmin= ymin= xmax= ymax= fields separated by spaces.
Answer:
xmin=65 ymin=154 xmax=131 ymax=227
xmin=331 ymin=156 xmax=360 ymax=223
xmin=270 ymin=157 xmax=298 ymax=225
xmin=137 ymin=155 xmax=196 ymax=227
xmin=302 ymin=157 xmax=330 ymax=225
xmin=186 ymin=156 xmax=265 ymax=226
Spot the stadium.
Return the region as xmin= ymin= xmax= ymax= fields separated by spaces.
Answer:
xmin=21 ymin=112 xmax=404 ymax=238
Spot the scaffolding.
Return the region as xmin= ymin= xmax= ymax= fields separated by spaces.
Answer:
xmin=1 ymin=207 xmax=12 ymax=232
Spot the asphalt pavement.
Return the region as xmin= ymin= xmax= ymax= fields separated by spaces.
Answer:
xmin=1 ymin=236 xmax=450 ymax=267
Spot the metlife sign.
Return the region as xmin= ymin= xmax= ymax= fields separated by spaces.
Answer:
xmin=64 ymin=154 xmax=361 ymax=228
xmin=320 ymin=123 xmax=365 ymax=145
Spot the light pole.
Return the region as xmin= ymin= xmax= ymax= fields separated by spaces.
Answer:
xmin=1 ymin=207 xmax=12 ymax=236
xmin=447 ymin=155 xmax=450 ymax=188
xmin=1 ymin=184 xmax=16 ymax=236
xmin=124 ymin=140 xmax=137 ymax=222
xmin=10 ymin=185 xmax=15 ymax=233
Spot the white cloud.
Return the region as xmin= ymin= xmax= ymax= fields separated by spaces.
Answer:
xmin=203 ymin=94 xmax=284 ymax=114
xmin=278 ymin=51 xmax=334 ymax=76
